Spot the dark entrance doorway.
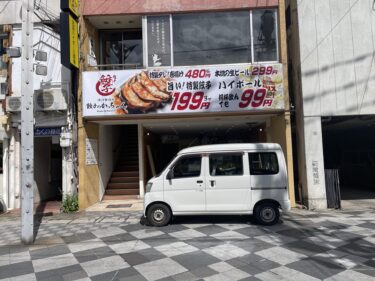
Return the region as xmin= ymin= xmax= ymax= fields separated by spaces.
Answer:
xmin=322 ymin=115 xmax=375 ymax=209
xmin=34 ymin=137 xmax=62 ymax=203
xmin=143 ymin=119 xmax=266 ymax=180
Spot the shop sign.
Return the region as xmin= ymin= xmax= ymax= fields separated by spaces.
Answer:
xmin=82 ymin=64 xmax=284 ymax=117
xmin=35 ymin=127 xmax=61 ymax=137
xmin=61 ymin=0 xmax=79 ymax=18
xmin=60 ymin=12 xmax=79 ymax=69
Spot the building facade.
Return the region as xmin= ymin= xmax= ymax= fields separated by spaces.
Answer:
xmin=78 ymin=0 xmax=295 ymax=209
xmin=287 ymin=0 xmax=375 ymax=209
xmin=0 ymin=0 xmax=77 ymax=211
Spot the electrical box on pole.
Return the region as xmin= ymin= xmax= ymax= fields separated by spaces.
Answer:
xmin=21 ymin=0 xmax=35 ymax=244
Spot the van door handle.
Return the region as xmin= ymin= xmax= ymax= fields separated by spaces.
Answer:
xmin=210 ymin=180 xmax=215 ymax=187
xmin=197 ymin=180 xmax=203 ymax=183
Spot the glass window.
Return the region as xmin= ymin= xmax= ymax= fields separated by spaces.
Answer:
xmin=102 ymin=32 xmax=122 ymax=64
xmin=101 ymin=31 xmax=143 ymax=67
xmin=123 ymin=31 xmax=143 ymax=66
xmin=209 ymin=154 xmax=243 ymax=176
xmin=252 ymin=9 xmax=278 ymax=62
xmin=147 ymin=16 xmax=171 ymax=67
xmin=172 ymin=155 xmax=201 ymax=178
xmin=249 ymin=152 xmax=279 ymax=175
xmin=172 ymin=11 xmax=251 ymax=66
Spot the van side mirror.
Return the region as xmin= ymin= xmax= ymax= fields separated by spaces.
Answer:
xmin=166 ymin=169 xmax=173 ymax=180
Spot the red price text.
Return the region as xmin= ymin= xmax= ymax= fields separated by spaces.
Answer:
xmin=239 ymin=89 xmax=273 ymax=108
xmin=171 ymin=92 xmax=211 ymax=111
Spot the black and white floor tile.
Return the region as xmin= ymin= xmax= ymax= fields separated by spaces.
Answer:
xmin=0 ymin=209 xmax=374 ymax=281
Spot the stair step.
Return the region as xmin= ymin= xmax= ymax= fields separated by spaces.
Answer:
xmin=118 ymin=159 xmax=139 ymax=166
xmin=105 ymin=188 xmax=139 ymax=196
xmin=102 ymin=195 xmax=139 ymax=200
xmin=117 ymin=165 xmax=139 ymax=168
xmin=119 ymin=152 xmax=138 ymax=156
xmin=107 ymin=182 xmax=139 ymax=189
xmin=119 ymin=155 xmax=138 ymax=159
xmin=112 ymin=171 xmax=139 ymax=177
xmin=115 ymin=170 xmax=138 ymax=174
xmin=116 ymin=165 xmax=138 ymax=171
xmin=110 ymin=177 xmax=139 ymax=183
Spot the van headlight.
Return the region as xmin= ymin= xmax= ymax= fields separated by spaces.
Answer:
xmin=146 ymin=182 xmax=153 ymax=193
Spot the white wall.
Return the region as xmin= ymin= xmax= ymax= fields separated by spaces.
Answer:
xmin=0 ymin=1 xmax=22 ymax=25
xmin=298 ymin=0 xmax=375 ymax=117
xmin=0 ymin=0 xmax=60 ymax=25
xmin=11 ymin=24 xmax=61 ymax=96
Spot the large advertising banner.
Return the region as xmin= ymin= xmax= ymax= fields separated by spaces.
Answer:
xmin=82 ymin=64 xmax=284 ymax=117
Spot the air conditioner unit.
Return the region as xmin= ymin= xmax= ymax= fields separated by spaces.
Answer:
xmin=34 ymin=88 xmax=68 ymax=111
xmin=6 ymin=96 xmax=21 ymax=112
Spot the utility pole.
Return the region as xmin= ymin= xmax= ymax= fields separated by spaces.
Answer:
xmin=20 ymin=0 xmax=34 ymax=244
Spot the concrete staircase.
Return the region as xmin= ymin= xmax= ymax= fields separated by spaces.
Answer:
xmin=103 ymin=127 xmax=139 ymax=200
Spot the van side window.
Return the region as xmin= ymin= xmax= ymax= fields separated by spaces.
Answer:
xmin=172 ymin=155 xmax=201 ymax=178
xmin=249 ymin=152 xmax=279 ymax=175
xmin=209 ymin=154 xmax=243 ymax=176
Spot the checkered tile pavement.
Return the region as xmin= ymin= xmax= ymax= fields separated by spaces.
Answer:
xmin=0 ymin=209 xmax=374 ymax=281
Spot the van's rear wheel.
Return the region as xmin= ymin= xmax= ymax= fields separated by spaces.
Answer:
xmin=147 ymin=204 xmax=171 ymax=227
xmin=254 ymin=203 xmax=279 ymax=225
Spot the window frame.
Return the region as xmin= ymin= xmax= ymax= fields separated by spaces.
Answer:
xmin=208 ymin=153 xmax=244 ymax=177
xmin=145 ymin=9 xmax=279 ymax=68
xmin=248 ymin=152 xmax=279 ymax=175
xmin=251 ymin=9 xmax=279 ymax=64
xmin=99 ymin=28 xmax=143 ymax=67
xmin=170 ymin=154 xmax=202 ymax=179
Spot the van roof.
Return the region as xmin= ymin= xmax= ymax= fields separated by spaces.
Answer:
xmin=178 ymin=143 xmax=282 ymax=155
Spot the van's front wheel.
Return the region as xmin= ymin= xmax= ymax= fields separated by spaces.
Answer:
xmin=254 ymin=203 xmax=280 ymax=225
xmin=147 ymin=204 xmax=172 ymax=227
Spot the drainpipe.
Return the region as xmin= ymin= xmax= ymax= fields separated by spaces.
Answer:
xmin=2 ymin=136 xmax=9 ymax=212
xmin=14 ymin=129 xmax=20 ymax=208
xmin=8 ymin=128 xmax=15 ymax=209
xmin=138 ymin=124 xmax=144 ymax=198
xmin=62 ymin=145 xmax=67 ymax=196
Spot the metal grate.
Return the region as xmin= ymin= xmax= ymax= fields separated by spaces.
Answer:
xmin=325 ymin=169 xmax=341 ymax=209
xmin=106 ymin=204 xmax=132 ymax=208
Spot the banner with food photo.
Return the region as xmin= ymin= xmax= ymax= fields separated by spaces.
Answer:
xmin=82 ymin=64 xmax=284 ymax=117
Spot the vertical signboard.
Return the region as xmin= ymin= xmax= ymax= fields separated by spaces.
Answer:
xmin=85 ymin=138 xmax=98 ymax=165
xmin=69 ymin=15 xmax=79 ymax=68
xmin=60 ymin=0 xmax=79 ymax=69
xmin=61 ymin=0 xmax=79 ymax=17
xmin=147 ymin=16 xmax=171 ymax=67
xmin=61 ymin=12 xmax=79 ymax=69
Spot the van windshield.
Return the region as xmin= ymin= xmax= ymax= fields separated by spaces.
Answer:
xmin=155 ymin=155 xmax=177 ymax=177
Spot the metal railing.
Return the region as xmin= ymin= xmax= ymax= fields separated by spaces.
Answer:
xmin=87 ymin=63 xmax=143 ymax=71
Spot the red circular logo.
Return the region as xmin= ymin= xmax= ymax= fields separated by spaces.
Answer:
xmin=96 ymin=74 xmax=116 ymax=96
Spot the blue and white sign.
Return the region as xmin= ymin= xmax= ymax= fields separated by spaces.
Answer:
xmin=35 ymin=127 xmax=61 ymax=137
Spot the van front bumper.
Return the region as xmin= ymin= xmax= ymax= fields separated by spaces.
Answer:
xmin=143 ymin=191 xmax=162 ymax=217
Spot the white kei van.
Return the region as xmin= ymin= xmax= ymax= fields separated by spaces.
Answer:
xmin=143 ymin=143 xmax=291 ymax=226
